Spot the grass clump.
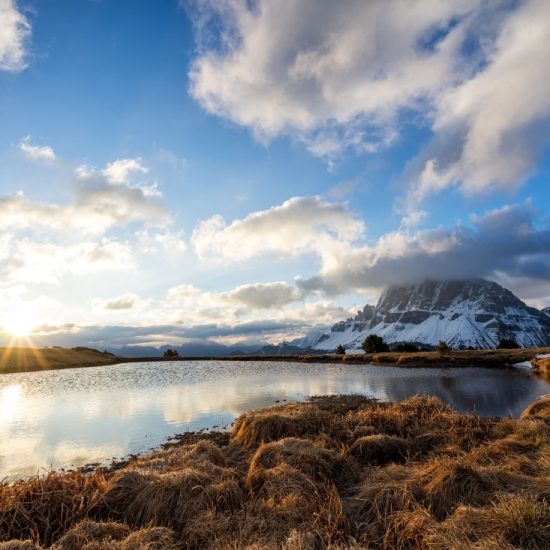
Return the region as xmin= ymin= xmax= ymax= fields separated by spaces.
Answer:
xmin=2 ymin=394 xmax=550 ymax=548
xmin=349 ymin=434 xmax=409 ymax=465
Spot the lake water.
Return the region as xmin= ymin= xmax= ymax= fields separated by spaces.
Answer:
xmin=1 ymin=360 xmax=549 ymax=480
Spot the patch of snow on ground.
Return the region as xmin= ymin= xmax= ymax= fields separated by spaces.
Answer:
xmin=513 ymin=361 xmax=533 ymax=370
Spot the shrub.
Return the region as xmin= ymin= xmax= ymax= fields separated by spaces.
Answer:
xmin=435 ymin=340 xmax=451 ymax=353
xmin=335 ymin=345 xmax=346 ymax=355
xmin=391 ymin=342 xmax=418 ymax=353
xmin=163 ymin=349 xmax=179 ymax=358
xmin=497 ymin=338 xmax=520 ymax=349
xmin=362 ymin=335 xmax=390 ymax=353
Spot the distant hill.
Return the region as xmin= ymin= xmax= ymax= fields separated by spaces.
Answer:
xmin=301 ymin=279 xmax=550 ymax=351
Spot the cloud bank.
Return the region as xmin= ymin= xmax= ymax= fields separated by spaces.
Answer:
xmin=189 ymin=0 xmax=550 ymax=199
xmin=192 ymin=196 xmax=550 ymax=296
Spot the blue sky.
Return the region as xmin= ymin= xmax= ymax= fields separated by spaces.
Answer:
xmin=0 ymin=0 xmax=549 ymax=348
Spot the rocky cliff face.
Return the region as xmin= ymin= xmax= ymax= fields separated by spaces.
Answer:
xmin=309 ymin=279 xmax=550 ymax=351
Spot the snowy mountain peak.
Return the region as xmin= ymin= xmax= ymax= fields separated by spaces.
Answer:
xmin=308 ymin=279 xmax=550 ymax=351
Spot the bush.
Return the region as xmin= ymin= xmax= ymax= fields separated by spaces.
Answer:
xmin=391 ymin=343 xmax=418 ymax=353
xmin=435 ymin=340 xmax=451 ymax=353
xmin=362 ymin=335 xmax=390 ymax=353
xmin=163 ymin=349 xmax=179 ymax=358
xmin=497 ymin=338 xmax=520 ymax=349
xmin=335 ymin=345 xmax=346 ymax=355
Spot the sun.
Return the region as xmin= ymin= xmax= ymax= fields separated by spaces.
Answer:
xmin=2 ymin=311 xmax=36 ymax=338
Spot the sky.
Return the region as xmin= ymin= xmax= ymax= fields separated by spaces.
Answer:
xmin=0 ymin=0 xmax=549 ymax=349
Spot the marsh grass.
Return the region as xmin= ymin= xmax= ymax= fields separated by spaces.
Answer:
xmin=3 ymin=394 xmax=550 ymax=548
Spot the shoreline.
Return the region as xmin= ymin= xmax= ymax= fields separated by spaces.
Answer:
xmin=3 ymin=393 xmax=550 ymax=548
xmin=1 ymin=345 xmax=549 ymax=375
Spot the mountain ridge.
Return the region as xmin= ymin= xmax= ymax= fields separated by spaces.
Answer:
xmin=305 ymin=279 xmax=550 ymax=351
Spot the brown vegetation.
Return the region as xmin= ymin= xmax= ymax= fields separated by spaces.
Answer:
xmin=2 ymin=394 xmax=550 ymax=548
xmin=0 ymin=347 xmax=117 ymax=374
xmin=532 ymin=354 xmax=550 ymax=373
xmin=3 ymin=345 xmax=549 ymax=375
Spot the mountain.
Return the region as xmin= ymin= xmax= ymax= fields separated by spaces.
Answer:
xmin=106 ymin=340 xmax=306 ymax=358
xmin=544 ymin=307 xmax=550 ymax=318
xmin=306 ymin=279 xmax=550 ymax=351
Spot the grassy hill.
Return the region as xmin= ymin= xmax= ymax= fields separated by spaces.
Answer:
xmin=0 ymin=346 xmax=119 ymax=374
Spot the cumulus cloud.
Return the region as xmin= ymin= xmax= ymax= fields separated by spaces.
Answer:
xmin=19 ymin=136 xmax=56 ymax=163
xmin=189 ymin=0 xmax=550 ymax=198
xmin=189 ymin=0 xmax=474 ymax=152
xmin=102 ymin=158 xmax=149 ymax=185
xmin=299 ymin=201 xmax=550 ymax=294
xmin=409 ymin=0 xmax=550 ymax=201
xmin=0 ymin=0 xmax=30 ymax=72
xmin=191 ymin=195 xmax=550 ymax=297
xmin=191 ymin=196 xmax=363 ymax=260
xmin=0 ymin=159 xmax=169 ymax=236
xmin=222 ymin=281 xmax=302 ymax=308
xmin=4 ymin=238 xmax=135 ymax=284
xmin=96 ymin=293 xmax=146 ymax=311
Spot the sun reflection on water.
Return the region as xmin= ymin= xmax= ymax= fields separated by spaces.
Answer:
xmin=0 ymin=384 xmax=21 ymax=424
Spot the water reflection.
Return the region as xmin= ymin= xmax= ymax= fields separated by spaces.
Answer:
xmin=0 ymin=361 xmax=549 ymax=480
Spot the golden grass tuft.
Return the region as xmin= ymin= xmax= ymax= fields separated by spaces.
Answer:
xmin=231 ymin=403 xmax=344 ymax=449
xmin=3 ymin=394 xmax=550 ymax=548
xmin=0 ymin=542 xmax=42 ymax=550
xmin=248 ymin=437 xmax=347 ymax=483
xmin=418 ymin=458 xmax=495 ymax=520
xmin=426 ymin=495 xmax=550 ymax=549
xmin=107 ymin=465 xmax=243 ymax=532
xmin=119 ymin=526 xmax=179 ymax=549
xmin=521 ymin=394 xmax=550 ymax=420
xmin=52 ymin=520 xmax=129 ymax=549
xmin=349 ymin=434 xmax=409 ymax=465
xmin=0 ymin=471 xmax=107 ymax=547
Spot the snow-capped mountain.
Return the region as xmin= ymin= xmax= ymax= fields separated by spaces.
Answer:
xmin=544 ymin=307 xmax=550 ymax=318
xmin=308 ymin=279 xmax=550 ymax=351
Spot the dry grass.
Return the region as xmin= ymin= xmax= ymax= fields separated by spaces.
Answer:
xmin=2 ymin=395 xmax=550 ymax=548
xmin=349 ymin=434 xmax=409 ymax=465
xmin=0 ymin=347 xmax=117 ymax=374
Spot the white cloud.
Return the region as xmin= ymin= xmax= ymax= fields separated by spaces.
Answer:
xmin=0 ymin=157 xmax=169 ymax=236
xmin=222 ymin=281 xmax=302 ymax=309
xmin=189 ymin=0 xmax=476 ymax=153
xmin=102 ymin=158 xmax=149 ymax=185
xmin=191 ymin=195 xmax=550 ymax=298
xmin=298 ymin=201 xmax=550 ymax=295
xmin=4 ymin=238 xmax=135 ymax=284
xmin=19 ymin=136 xmax=56 ymax=163
xmin=94 ymin=292 xmax=147 ymax=311
xmin=136 ymin=229 xmax=187 ymax=254
xmin=191 ymin=196 xmax=363 ymax=260
xmin=189 ymin=0 xmax=550 ymax=198
xmin=410 ymin=0 xmax=550 ymax=201
xmin=0 ymin=0 xmax=30 ymax=72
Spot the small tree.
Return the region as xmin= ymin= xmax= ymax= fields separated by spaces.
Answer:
xmin=335 ymin=344 xmax=346 ymax=355
xmin=497 ymin=338 xmax=520 ymax=349
xmin=163 ymin=349 xmax=179 ymax=358
xmin=362 ymin=334 xmax=390 ymax=353
xmin=435 ymin=340 xmax=451 ymax=353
